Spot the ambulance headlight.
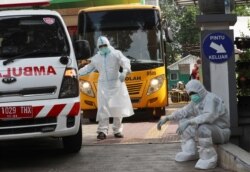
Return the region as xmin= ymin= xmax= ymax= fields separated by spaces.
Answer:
xmin=147 ymin=75 xmax=165 ymax=95
xmin=59 ymin=68 xmax=79 ymax=98
xmin=79 ymin=80 xmax=95 ymax=97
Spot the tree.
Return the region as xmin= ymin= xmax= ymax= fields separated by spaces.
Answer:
xmin=160 ymin=1 xmax=250 ymax=65
xmin=235 ymin=5 xmax=250 ymax=16
xmin=177 ymin=6 xmax=200 ymax=56
xmin=160 ymin=0 xmax=200 ymax=64
xmin=160 ymin=0 xmax=182 ymax=64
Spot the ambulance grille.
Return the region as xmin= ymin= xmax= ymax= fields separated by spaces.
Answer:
xmin=127 ymin=83 xmax=142 ymax=95
xmin=0 ymin=86 xmax=57 ymax=97
xmin=0 ymin=117 xmax=57 ymax=135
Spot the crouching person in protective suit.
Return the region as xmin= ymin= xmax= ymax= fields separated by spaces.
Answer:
xmin=157 ymin=79 xmax=230 ymax=170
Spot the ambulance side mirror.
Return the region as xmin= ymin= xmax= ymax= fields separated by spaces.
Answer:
xmin=74 ymin=40 xmax=91 ymax=60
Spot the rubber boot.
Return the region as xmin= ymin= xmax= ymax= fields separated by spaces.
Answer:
xmin=195 ymin=137 xmax=218 ymax=169
xmin=175 ymin=138 xmax=199 ymax=162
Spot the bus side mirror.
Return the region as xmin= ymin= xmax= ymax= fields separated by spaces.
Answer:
xmin=164 ymin=27 xmax=173 ymax=43
xmin=161 ymin=19 xmax=173 ymax=43
xmin=74 ymin=40 xmax=91 ymax=60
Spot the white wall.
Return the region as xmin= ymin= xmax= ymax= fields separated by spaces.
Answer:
xmin=230 ymin=17 xmax=250 ymax=38
xmin=144 ymin=0 xmax=159 ymax=6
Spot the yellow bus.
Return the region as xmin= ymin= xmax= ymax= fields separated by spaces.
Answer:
xmin=77 ymin=4 xmax=170 ymax=121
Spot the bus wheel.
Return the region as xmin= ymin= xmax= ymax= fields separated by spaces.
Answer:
xmin=152 ymin=107 xmax=166 ymax=120
xmin=62 ymin=123 xmax=82 ymax=153
xmin=83 ymin=110 xmax=97 ymax=123
xmin=89 ymin=117 xmax=97 ymax=123
xmin=153 ymin=115 xmax=161 ymax=120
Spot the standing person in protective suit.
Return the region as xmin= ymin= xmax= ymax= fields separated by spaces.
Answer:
xmin=157 ymin=79 xmax=230 ymax=170
xmin=79 ymin=36 xmax=134 ymax=140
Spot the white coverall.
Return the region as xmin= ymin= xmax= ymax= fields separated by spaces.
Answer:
xmin=79 ymin=36 xmax=134 ymax=135
xmin=164 ymin=80 xmax=230 ymax=169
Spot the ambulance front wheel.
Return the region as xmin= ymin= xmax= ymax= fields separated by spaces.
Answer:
xmin=62 ymin=123 xmax=82 ymax=153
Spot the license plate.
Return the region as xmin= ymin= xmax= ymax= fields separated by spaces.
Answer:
xmin=0 ymin=106 xmax=33 ymax=119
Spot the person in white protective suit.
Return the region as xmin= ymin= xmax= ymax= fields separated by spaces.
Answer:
xmin=79 ymin=36 xmax=134 ymax=140
xmin=157 ymin=79 xmax=230 ymax=170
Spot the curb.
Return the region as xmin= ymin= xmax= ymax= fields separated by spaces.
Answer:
xmin=218 ymin=143 xmax=250 ymax=172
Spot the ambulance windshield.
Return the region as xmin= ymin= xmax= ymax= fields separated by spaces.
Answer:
xmin=0 ymin=15 xmax=70 ymax=59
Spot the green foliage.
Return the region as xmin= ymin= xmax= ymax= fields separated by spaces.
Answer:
xmin=160 ymin=0 xmax=200 ymax=65
xmin=235 ymin=5 xmax=250 ymax=16
xmin=177 ymin=6 xmax=200 ymax=45
xmin=160 ymin=1 xmax=250 ymax=66
xmin=239 ymin=49 xmax=250 ymax=61
xmin=236 ymin=43 xmax=250 ymax=96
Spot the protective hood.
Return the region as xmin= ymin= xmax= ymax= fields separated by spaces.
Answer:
xmin=96 ymin=36 xmax=114 ymax=55
xmin=97 ymin=36 xmax=110 ymax=49
xmin=185 ymin=79 xmax=207 ymax=99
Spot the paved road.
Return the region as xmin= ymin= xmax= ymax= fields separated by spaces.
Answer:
xmin=0 ymin=139 xmax=229 ymax=172
xmin=82 ymin=103 xmax=185 ymax=145
xmin=0 ymin=103 xmax=230 ymax=172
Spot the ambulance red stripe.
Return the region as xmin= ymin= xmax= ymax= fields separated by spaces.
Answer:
xmin=32 ymin=103 xmax=80 ymax=118
xmin=33 ymin=106 xmax=44 ymax=118
xmin=67 ymin=102 xmax=80 ymax=117
xmin=47 ymin=104 xmax=66 ymax=117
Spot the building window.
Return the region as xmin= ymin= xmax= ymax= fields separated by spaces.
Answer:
xmin=170 ymin=73 xmax=178 ymax=81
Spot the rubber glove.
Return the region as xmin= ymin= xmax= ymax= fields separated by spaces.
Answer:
xmin=119 ymin=70 xmax=128 ymax=82
xmin=157 ymin=116 xmax=170 ymax=130
xmin=176 ymin=120 xmax=191 ymax=135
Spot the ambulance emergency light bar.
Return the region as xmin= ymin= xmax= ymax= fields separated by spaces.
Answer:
xmin=0 ymin=0 xmax=50 ymax=8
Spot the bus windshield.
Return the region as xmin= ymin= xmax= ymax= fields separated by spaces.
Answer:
xmin=0 ymin=15 xmax=70 ymax=59
xmin=79 ymin=9 xmax=163 ymax=66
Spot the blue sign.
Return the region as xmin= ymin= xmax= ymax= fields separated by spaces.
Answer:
xmin=203 ymin=32 xmax=233 ymax=63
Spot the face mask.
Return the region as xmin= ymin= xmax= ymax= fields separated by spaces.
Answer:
xmin=99 ymin=47 xmax=110 ymax=55
xmin=190 ymin=94 xmax=201 ymax=104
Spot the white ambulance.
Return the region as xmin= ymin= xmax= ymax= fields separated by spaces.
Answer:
xmin=0 ymin=1 xmax=90 ymax=153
